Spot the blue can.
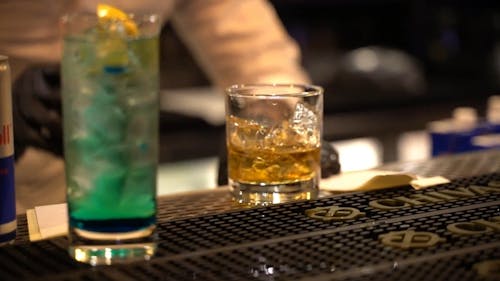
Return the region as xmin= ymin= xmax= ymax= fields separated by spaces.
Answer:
xmin=0 ymin=55 xmax=16 ymax=245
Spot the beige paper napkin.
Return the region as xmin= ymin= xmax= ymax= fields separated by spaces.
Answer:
xmin=26 ymin=203 xmax=67 ymax=241
xmin=320 ymin=170 xmax=450 ymax=192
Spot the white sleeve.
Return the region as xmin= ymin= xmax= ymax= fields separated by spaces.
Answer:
xmin=171 ymin=0 xmax=310 ymax=90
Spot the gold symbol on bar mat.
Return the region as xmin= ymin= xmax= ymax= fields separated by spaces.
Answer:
xmin=473 ymin=260 xmax=500 ymax=278
xmin=305 ymin=206 xmax=365 ymax=221
xmin=379 ymin=230 xmax=446 ymax=249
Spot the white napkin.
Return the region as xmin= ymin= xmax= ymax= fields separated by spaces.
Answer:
xmin=26 ymin=203 xmax=67 ymax=241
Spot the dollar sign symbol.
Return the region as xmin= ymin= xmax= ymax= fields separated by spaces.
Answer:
xmin=305 ymin=206 xmax=365 ymax=221
xmin=379 ymin=230 xmax=446 ymax=249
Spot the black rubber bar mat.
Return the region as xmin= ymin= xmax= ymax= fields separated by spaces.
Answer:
xmin=1 ymin=172 xmax=499 ymax=281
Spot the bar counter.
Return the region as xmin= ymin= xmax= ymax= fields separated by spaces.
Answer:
xmin=3 ymin=149 xmax=500 ymax=281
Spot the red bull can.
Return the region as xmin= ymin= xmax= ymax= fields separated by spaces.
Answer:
xmin=0 ymin=55 xmax=16 ymax=245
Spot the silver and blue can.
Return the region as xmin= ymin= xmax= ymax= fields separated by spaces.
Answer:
xmin=0 ymin=55 xmax=16 ymax=245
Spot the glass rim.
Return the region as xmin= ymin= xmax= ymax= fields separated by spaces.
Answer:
xmin=60 ymin=11 xmax=161 ymax=38
xmin=226 ymin=83 xmax=323 ymax=98
xmin=61 ymin=11 xmax=160 ymax=24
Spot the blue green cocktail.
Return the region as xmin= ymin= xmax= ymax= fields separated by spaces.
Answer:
xmin=61 ymin=6 xmax=159 ymax=264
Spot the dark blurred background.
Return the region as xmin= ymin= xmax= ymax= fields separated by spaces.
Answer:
xmin=159 ymin=0 xmax=500 ymax=164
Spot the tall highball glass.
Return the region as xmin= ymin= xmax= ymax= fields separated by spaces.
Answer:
xmin=61 ymin=11 xmax=159 ymax=265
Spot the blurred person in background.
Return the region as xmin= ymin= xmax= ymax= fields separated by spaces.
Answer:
xmin=0 ymin=0 xmax=311 ymax=212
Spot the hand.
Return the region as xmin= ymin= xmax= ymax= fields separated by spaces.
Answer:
xmin=12 ymin=64 xmax=63 ymax=159
xmin=321 ymin=141 xmax=341 ymax=178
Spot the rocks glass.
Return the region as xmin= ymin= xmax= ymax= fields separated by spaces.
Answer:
xmin=225 ymin=84 xmax=323 ymax=205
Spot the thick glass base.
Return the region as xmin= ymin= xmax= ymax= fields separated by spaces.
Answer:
xmin=68 ymin=224 xmax=156 ymax=265
xmin=229 ymin=178 xmax=319 ymax=206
